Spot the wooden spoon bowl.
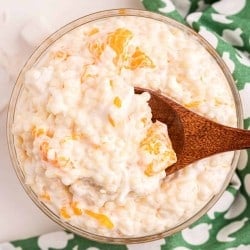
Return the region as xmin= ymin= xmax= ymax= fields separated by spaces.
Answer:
xmin=135 ymin=87 xmax=249 ymax=175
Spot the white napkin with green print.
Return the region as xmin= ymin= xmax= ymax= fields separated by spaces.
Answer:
xmin=1 ymin=0 xmax=250 ymax=249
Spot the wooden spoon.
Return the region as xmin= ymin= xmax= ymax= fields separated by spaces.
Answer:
xmin=135 ymin=87 xmax=249 ymax=175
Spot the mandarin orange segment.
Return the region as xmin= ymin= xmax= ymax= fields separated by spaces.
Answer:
xmin=140 ymin=128 xmax=162 ymax=155
xmin=140 ymin=122 xmax=177 ymax=176
xmin=184 ymin=101 xmax=201 ymax=108
xmin=31 ymin=126 xmax=45 ymax=138
xmin=53 ymin=51 xmax=70 ymax=60
xmin=107 ymin=28 xmax=133 ymax=56
xmin=109 ymin=80 xmax=114 ymax=88
xmin=85 ymin=210 xmax=114 ymax=229
xmin=88 ymin=41 xmax=105 ymax=60
xmin=60 ymin=207 xmax=71 ymax=219
xmin=113 ymin=96 xmax=122 ymax=108
xmin=40 ymin=192 xmax=51 ymax=201
xmin=71 ymin=202 xmax=82 ymax=216
xmin=144 ymin=163 xmax=154 ymax=177
xmin=46 ymin=129 xmax=54 ymax=138
xmin=108 ymin=114 xmax=115 ymax=127
xmin=87 ymin=27 xmax=99 ymax=36
xmin=163 ymin=150 xmax=177 ymax=162
xmin=60 ymin=134 xmax=83 ymax=144
xmin=128 ymin=47 xmax=155 ymax=70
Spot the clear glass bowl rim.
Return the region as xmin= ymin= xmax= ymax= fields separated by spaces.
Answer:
xmin=7 ymin=8 xmax=243 ymax=245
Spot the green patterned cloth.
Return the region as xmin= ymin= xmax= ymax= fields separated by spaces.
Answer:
xmin=1 ymin=0 xmax=250 ymax=249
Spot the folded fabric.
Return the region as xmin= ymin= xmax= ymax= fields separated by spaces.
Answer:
xmin=1 ymin=0 xmax=250 ymax=249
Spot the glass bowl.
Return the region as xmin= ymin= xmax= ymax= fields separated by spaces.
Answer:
xmin=7 ymin=9 xmax=243 ymax=244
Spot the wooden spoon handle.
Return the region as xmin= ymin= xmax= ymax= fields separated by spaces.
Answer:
xmin=215 ymin=125 xmax=250 ymax=151
xmin=180 ymin=117 xmax=249 ymax=164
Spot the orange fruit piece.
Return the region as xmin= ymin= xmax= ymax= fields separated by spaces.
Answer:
xmin=60 ymin=207 xmax=71 ymax=219
xmin=184 ymin=101 xmax=201 ymax=109
xmin=88 ymin=41 xmax=105 ymax=60
xmin=107 ymin=28 xmax=133 ymax=65
xmin=128 ymin=47 xmax=155 ymax=70
xmin=31 ymin=126 xmax=45 ymax=138
xmin=85 ymin=210 xmax=114 ymax=229
xmin=71 ymin=202 xmax=82 ymax=216
xmin=40 ymin=192 xmax=51 ymax=201
xmin=140 ymin=122 xmax=177 ymax=176
xmin=113 ymin=96 xmax=122 ymax=108
xmin=107 ymin=28 xmax=133 ymax=56
xmin=144 ymin=163 xmax=154 ymax=177
xmin=140 ymin=127 xmax=162 ymax=155
xmin=53 ymin=51 xmax=70 ymax=60
xmin=87 ymin=27 xmax=99 ymax=36
xmin=108 ymin=114 xmax=115 ymax=127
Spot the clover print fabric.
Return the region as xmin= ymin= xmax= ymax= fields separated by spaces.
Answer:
xmin=1 ymin=0 xmax=250 ymax=249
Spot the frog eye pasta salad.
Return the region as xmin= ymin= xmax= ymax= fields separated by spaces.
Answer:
xmin=11 ymin=13 xmax=238 ymax=238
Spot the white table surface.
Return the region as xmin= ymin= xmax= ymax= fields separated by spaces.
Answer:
xmin=0 ymin=0 xmax=144 ymax=243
